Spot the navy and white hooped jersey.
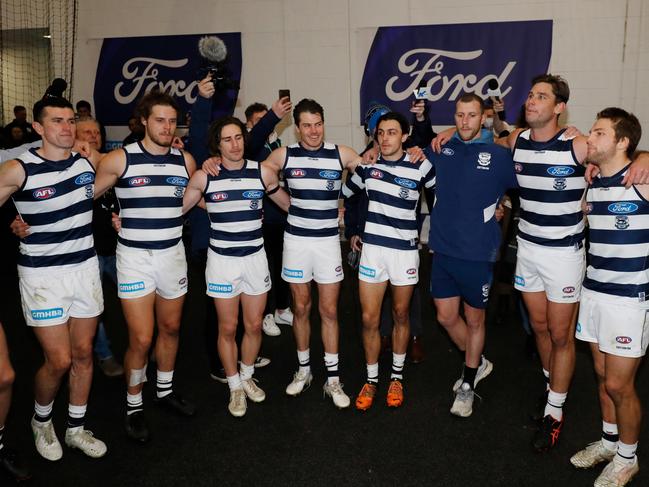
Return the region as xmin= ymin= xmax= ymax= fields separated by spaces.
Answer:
xmin=343 ymin=153 xmax=435 ymax=250
xmin=204 ymin=160 xmax=265 ymax=257
xmin=115 ymin=142 xmax=189 ymax=250
xmin=12 ymin=148 xmax=96 ymax=273
xmin=283 ymin=142 xmax=343 ymax=238
xmin=513 ymin=128 xmax=587 ymax=247
xmin=583 ymin=165 xmax=649 ymax=302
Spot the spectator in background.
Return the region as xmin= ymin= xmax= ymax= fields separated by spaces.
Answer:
xmin=4 ymin=105 xmax=38 ymax=142
xmin=75 ymin=101 xmax=106 ymax=152
xmin=5 ymin=126 xmax=27 ymax=149
xmin=122 ymin=116 xmax=145 ymax=146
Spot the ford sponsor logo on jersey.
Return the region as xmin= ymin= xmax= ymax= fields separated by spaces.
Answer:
xmin=75 ymin=172 xmax=95 ymax=185
xmin=441 ymin=148 xmax=455 ymax=156
xmin=211 ymin=192 xmax=228 ymax=201
xmin=166 ymin=176 xmax=188 ymax=186
xmin=394 ymin=177 xmax=417 ymax=189
xmin=616 ymin=336 xmax=632 ymax=344
xmin=242 ymin=190 xmax=264 ymax=199
xmin=547 ymin=166 xmax=575 ymax=177
xmin=608 ymin=202 xmax=639 ymax=214
xmin=319 ymin=170 xmax=340 ymax=180
xmin=128 ymin=177 xmax=151 ymax=186
xmin=290 ymin=169 xmax=306 ymax=178
xmin=33 ymin=187 xmax=57 ymax=200
xmin=369 ymin=169 xmax=384 ymax=179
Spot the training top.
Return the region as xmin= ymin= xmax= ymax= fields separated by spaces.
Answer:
xmin=342 ymin=153 xmax=435 ymax=250
xmin=425 ymin=130 xmax=518 ymax=262
xmin=12 ymin=148 xmax=96 ymax=274
xmin=513 ymin=128 xmax=587 ymax=247
xmin=583 ymin=164 xmax=649 ymax=303
xmin=204 ymin=160 xmax=265 ymax=257
xmin=283 ymin=142 xmax=342 ymax=239
xmin=115 ymin=142 xmax=189 ymax=250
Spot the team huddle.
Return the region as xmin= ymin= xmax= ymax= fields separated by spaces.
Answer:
xmin=0 ymin=72 xmax=647 ymax=487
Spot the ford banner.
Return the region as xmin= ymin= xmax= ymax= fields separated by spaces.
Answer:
xmin=93 ymin=32 xmax=242 ymax=125
xmin=360 ymin=20 xmax=552 ymax=125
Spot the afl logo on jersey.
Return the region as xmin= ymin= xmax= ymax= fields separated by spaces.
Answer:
xmin=441 ymin=148 xmax=455 ymax=156
xmin=75 ymin=172 xmax=94 ymax=185
xmin=608 ymin=202 xmax=639 ymax=214
xmin=514 ymin=163 xmax=523 ymax=173
xmin=211 ymin=192 xmax=228 ymax=201
xmin=394 ymin=177 xmax=417 ymax=189
xmin=369 ymin=169 xmax=384 ymax=179
xmin=166 ymin=177 xmax=188 ymax=187
xmin=33 ymin=187 xmax=56 ymax=200
xmin=319 ymin=170 xmax=339 ymax=180
xmin=243 ymin=190 xmax=263 ymax=199
xmin=129 ymin=177 xmax=151 ymax=186
xmin=547 ymin=166 xmax=575 ymax=177
xmin=290 ymin=169 xmax=306 ymax=178
xmin=477 ymin=152 xmax=491 ymax=166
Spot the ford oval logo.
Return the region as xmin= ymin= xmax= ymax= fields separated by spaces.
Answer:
xmin=211 ymin=192 xmax=228 ymax=201
xmin=290 ymin=169 xmax=306 ymax=178
xmin=441 ymin=148 xmax=455 ymax=156
xmin=369 ymin=169 xmax=383 ymax=179
xmin=319 ymin=170 xmax=339 ymax=180
xmin=166 ymin=176 xmax=188 ymax=186
xmin=75 ymin=172 xmax=94 ymax=185
xmin=608 ymin=202 xmax=638 ymax=214
xmin=547 ymin=166 xmax=575 ymax=177
xmin=129 ymin=177 xmax=151 ymax=186
xmin=33 ymin=187 xmax=56 ymax=200
xmin=616 ymin=336 xmax=632 ymax=344
xmin=243 ymin=190 xmax=263 ymax=199
xmin=394 ymin=177 xmax=417 ymax=189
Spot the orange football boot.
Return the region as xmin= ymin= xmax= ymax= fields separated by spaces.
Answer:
xmin=355 ymin=383 xmax=377 ymax=411
xmin=386 ymin=379 xmax=404 ymax=408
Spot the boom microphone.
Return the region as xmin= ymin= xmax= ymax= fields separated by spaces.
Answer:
xmin=487 ymin=79 xmax=506 ymax=120
xmin=198 ymin=36 xmax=228 ymax=63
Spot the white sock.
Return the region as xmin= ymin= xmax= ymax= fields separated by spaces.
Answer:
xmin=126 ymin=392 xmax=143 ymax=415
xmin=391 ymin=352 xmax=406 ymax=380
xmin=324 ymin=352 xmax=339 ymax=385
xmin=297 ymin=349 xmax=310 ymax=374
xmin=542 ymin=368 xmax=550 ymax=391
xmin=544 ymin=389 xmax=567 ymax=421
xmin=240 ymin=362 xmax=255 ymax=381
xmin=156 ymin=369 xmax=174 ymax=399
xmin=226 ymin=373 xmax=242 ymax=391
xmin=616 ymin=441 xmax=638 ymax=464
xmin=366 ymin=363 xmax=379 ymax=384
xmin=67 ymin=403 xmax=87 ymax=431
xmin=34 ymin=400 xmax=54 ymax=422
xmin=601 ymin=421 xmax=619 ymax=452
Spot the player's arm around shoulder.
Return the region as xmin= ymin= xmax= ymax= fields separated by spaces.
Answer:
xmin=182 ymin=149 xmax=198 ymax=177
xmin=262 ymin=145 xmax=288 ymax=174
xmin=338 ymin=145 xmax=363 ymax=172
xmin=183 ymin=169 xmax=208 ymax=214
xmin=0 ymin=159 xmax=26 ymax=206
xmin=497 ymin=127 xmax=524 ymax=150
xmin=94 ymin=148 xmax=126 ymax=198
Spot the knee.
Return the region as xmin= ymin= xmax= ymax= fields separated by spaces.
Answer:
xmin=392 ymin=305 xmax=410 ymax=326
xmin=71 ymin=341 xmax=94 ymax=363
xmin=130 ymin=333 xmax=153 ymax=354
xmin=245 ymin=320 xmax=262 ymax=335
xmin=436 ymin=310 xmax=458 ymax=329
xmin=0 ymin=365 xmax=15 ymax=390
xmin=605 ymin=377 xmax=634 ymax=403
xmin=319 ymin=304 xmax=338 ymax=324
xmin=158 ymin=318 xmax=181 ymax=337
xmin=293 ymin=299 xmax=311 ymax=319
xmin=548 ymin=326 xmax=573 ymax=348
xmin=47 ymin=353 xmax=72 ymax=375
xmin=218 ymin=322 xmax=238 ymax=340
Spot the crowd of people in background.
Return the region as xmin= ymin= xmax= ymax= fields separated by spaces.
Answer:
xmin=0 ymin=71 xmax=647 ymax=487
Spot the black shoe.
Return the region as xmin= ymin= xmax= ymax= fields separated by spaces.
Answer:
xmin=154 ymin=391 xmax=196 ymax=417
xmin=125 ymin=411 xmax=149 ymax=443
xmin=0 ymin=448 xmax=31 ymax=482
xmin=530 ymin=390 xmax=549 ymax=423
xmin=209 ymin=368 xmax=227 ymax=383
xmin=532 ymin=414 xmax=563 ymax=452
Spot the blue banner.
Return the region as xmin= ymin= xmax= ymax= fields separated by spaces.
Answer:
xmin=360 ymin=20 xmax=552 ymax=125
xmin=94 ymin=32 xmax=242 ymax=125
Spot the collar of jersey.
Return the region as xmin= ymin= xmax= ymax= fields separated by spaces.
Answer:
xmin=451 ymin=128 xmax=494 ymax=145
xmin=377 ymin=151 xmax=407 ymax=166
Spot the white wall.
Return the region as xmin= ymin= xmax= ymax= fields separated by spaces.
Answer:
xmin=72 ymin=0 xmax=649 ymax=149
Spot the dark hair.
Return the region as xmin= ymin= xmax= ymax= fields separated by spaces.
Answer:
xmin=76 ymin=100 xmax=91 ymax=112
xmin=134 ymin=90 xmax=180 ymax=121
xmin=531 ymin=74 xmax=570 ymax=104
xmin=244 ymin=103 xmax=268 ymax=122
xmin=208 ymin=116 xmax=247 ymax=156
xmin=293 ymin=98 xmax=324 ymax=126
xmin=456 ymin=93 xmax=486 ymax=113
xmin=32 ymin=97 xmax=74 ymax=123
xmin=375 ymin=112 xmax=410 ymax=139
xmin=13 ymin=105 xmax=26 ymax=114
xmin=596 ymin=107 xmax=642 ymax=158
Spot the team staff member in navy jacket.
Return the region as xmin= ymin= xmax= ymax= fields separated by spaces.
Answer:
xmin=424 ymin=93 xmax=517 ymax=418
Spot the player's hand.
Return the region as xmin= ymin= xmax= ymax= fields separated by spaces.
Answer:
xmin=111 ymin=212 xmax=122 ymax=232
xmin=272 ymin=97 xmax=292 ymax=119
xmin=622 ymin=152 xmax=649 ymax=188
xmin=10 ymin=215 xmax=30 ymax=238
xmin=563 ymin=125 xmax=583 ymax=139
xmin=171 ymin=136 xmax=184 ymax=150
xmin=492 ymin=99 xmax=505 ymax=116
xmin=73 ymin=140 xmax=92 ymax=158
xmin=361 ymin=146 xmax=379 ymax=165
xmin=198 ymin=74 xmax=215 ymax=99
xmin=406 ymin=146 xmax=425 ymax=163
xmin=202 ymin=156 xmax=222 ymax=176
xmin=410 ymin=100 xmax=426 ymax=122
xmin=584 ymin=162 xmax=600 ymax=184
xmin=495 ymin=203 xmax=505 ymax=222
xmin=350 ymin=235 xmax=363 ymax=252
xmin=431 ymin=127 xmax=455 ymax=153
